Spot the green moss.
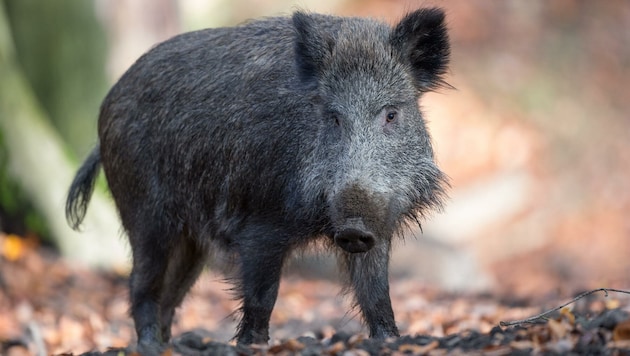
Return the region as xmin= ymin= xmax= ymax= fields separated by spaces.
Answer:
xmin=0 ymin=128 xmax=51 ymax=240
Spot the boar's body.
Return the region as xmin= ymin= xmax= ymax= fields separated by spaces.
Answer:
xmin=67 ymin=9 xmax=449 ymax=352
xmin=102 ymin=17 xmax=330 ymax=244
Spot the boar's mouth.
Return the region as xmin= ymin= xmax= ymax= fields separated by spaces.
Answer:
xmin=333 ymin=217 xmax=375 ymax=253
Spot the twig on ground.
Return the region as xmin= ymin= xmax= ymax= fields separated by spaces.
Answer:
xmin=499 ymin=288 xmax=630 ymax=327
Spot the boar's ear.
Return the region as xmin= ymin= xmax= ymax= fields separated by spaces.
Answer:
xmin=390 ymin=8 xmax=450 ymax=91
xmin=293 ymin=11 xmax=334 ymax=85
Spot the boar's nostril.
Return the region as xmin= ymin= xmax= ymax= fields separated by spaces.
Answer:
xmin=334 ymin=228 xmax=375 ymax=253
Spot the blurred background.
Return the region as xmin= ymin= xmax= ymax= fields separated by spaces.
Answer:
xmin=0 ymin=0 xmax=629 ymax=301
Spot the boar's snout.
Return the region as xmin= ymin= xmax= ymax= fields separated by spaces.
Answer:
xmin=334 ymin=218 xmax=375 ymax=253
xmin=334 ymin=228 xmax=375 ymax=253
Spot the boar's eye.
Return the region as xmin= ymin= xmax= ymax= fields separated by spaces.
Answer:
xmin=323 ymin=108 xmax=342 ymax=127
xmin=380 ymin=107 xmax=400 ymax=132
xmin=385 ymin=111 xmax=397 ymax=123
xmin=327 ymin=110 xmax=341 ymax=126
xmin=333 ymin=114 xmax=340 ymax=126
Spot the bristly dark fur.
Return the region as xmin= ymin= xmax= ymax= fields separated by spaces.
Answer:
xmin=65 ymin=8 xmax=451 ymax=352
xmin=390 ymin=8 xmax=451 ymax=91
xmin=65 ymin=146 xmax=101 ymax=230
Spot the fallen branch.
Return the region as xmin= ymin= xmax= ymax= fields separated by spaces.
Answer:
xmin=499 ymin=288 xmax=630 ymax=327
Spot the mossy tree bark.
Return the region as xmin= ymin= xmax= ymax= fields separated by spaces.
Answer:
xmin=0 ymin=1 xmax=128 ymax=269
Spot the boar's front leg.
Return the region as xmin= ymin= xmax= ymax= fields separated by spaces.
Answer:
xmin=342 ymin=241 xmax=400 ymax=339
xmin=233 ymin=225 xmax=290 ymax=345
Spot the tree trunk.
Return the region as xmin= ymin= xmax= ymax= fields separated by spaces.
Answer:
xmin=0 ymin=1 xmax=128 ymax=269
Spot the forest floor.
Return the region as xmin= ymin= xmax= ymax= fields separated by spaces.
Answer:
xmin=2 ymin=235 xmax=630 ymax=355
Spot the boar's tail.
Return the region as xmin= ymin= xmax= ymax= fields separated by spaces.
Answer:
xmin=66 ymin=146 xmax=102 ymax=230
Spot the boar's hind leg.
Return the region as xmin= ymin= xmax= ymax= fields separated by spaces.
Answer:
xmin=159 ymin=236 xmax=206 ymax=342
xmin=341 ymin=243 xmax=399 ymax=339
xmin=128 ymin=221 xmax=179 ymax=349
xmin=233 ymin=227 xmax=290 ymax=345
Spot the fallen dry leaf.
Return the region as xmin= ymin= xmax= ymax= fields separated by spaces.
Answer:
xmin=398 ymin=339 xmax=439 ymax=353
xmin=1 ymin=234 xmax=28 ymax=261
xmin=547 ymin=318 xmax=568 ymax=339
xmin=613 ymin=319 xmax=630 ymax=341
xmin=560 ymin=307 xmax=575 ymax=325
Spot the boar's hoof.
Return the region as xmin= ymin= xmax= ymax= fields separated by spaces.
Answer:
xmin=334 ymin=228 xmax=375 ymax=253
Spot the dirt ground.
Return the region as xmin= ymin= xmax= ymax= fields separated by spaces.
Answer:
xmin=2 ymin=237 xmax=630 ymax=355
